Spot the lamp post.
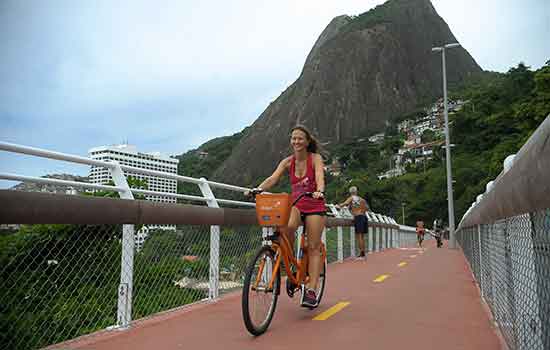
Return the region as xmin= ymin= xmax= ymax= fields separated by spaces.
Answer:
xmin=401 ymin=202 xmax=405 ymax=225
xmin=432 ymin=42 xmax=460 ymax=249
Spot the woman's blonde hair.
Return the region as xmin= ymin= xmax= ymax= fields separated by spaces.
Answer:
xmin=349 ymin=186 xmax=358 ymax=194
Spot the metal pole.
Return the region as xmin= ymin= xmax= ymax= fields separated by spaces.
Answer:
xmin=477 ymin=225 xmax=484 ymax=298
xmin=337 ymin=226 xmax=344 ymax=262
xmin=350 ymin=226 xmax=356 ymax=257
xmin=442 ymin=48 xmax=457 ymax=249
xmin=198 ymin=178 xmax=221 ymax=300
xmin=401 ymin=203 xmax=405 ymax=224
xmin=110 ymin=162 xmax=135 ymax=329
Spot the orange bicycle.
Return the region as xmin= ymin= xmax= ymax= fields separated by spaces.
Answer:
xmin=241 ymin=191 xmax=327 ymax=335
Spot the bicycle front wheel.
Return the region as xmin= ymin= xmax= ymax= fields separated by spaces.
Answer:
xmin=242 ymin=246 xmax=280 ymax=336
xmin=315 ymin=248 xmax=327 ymax=305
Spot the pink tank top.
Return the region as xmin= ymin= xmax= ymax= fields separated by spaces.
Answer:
xmin=289 ymin=153 xmax=326 ymax=213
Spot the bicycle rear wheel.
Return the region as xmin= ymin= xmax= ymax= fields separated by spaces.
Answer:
xmin=242 ymin=246 xmax=280 ymax=336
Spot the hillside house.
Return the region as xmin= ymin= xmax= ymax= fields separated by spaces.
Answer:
xmin=368 ymin=133 xmax=385 ymax=143
xmin=325 ymin=158 xmax=342 ymax=176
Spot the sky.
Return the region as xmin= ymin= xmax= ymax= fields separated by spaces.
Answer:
xmin=1 ymin=0 xmax=549 ymax=188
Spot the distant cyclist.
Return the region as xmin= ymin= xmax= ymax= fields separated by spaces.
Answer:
xmin=338 ymin=186 xmax=369 ymax=259
xmin=252 ymin=125 xmax=326 ymax=308
xmin=416 ymin=219 xmax=425 ymax=247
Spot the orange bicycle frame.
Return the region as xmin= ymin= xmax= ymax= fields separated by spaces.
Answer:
xmin=259 ymin=229 xmax=326 ymax=291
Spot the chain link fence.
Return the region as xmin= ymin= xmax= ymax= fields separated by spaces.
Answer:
xmin=455 ymin=115 xmax=550 ymax=350
xmin=1 ymin=224 xmax=122 ymax=350
xmin=325 ymin=226 xmax=340 ymax=263
xmin=457 ymin=210 xmax=550 ymax=350
xmin=0 ymin=223 xmax=263 ymax=350
xmin=1 ymin=220 xmax=414 ymax=350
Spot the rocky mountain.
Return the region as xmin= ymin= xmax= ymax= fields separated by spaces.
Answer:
xmin=212 ymin=0 xmax=481 ymax=186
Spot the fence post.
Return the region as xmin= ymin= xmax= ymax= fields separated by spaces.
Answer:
xmin=350 ymin=226 xmax=356 ymax=257
xmin=330 ymin=205 xmax=344 ymax=262
xmin=198 ymin=178 xmax=221 ymax=301
xmin=379 ymin=226 xmax=383 ymax=251
xmin=384 ymin=217 xmax=390 ymax=249
xmin=380 ymin=226 xmax=384 ymax=250
xmin=398 ymin=227 xmax=401 ymax=247
xmin=477 ymin=224 xmax=484 ymax=298
xmin=383 ymin=216 xmax=390 ymax=249
xmin=337 ymin=226 xmax=344 ymax=262
xmin=379 ymin=218 xmax=385 ymax=250
xmin=369 ymin=224 xmax=374 ymax=253
xmin=386 ymin=219 xmax=391 ymax=248
xmin=392 ymin=219 xmax=398 ymax=248
xmin=109 ymin=162 xmax=135 ymax=329
xmin=372 ymin=226 xmax=377 ymax=252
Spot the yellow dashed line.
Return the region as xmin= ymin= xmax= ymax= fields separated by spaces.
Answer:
xmin=373 ymin=274 xmax=390 ymax=283
xmin=313 ymin=302 xmax=350 ymax=320
xmin=398 ymin=262 xmax=407 ymax=267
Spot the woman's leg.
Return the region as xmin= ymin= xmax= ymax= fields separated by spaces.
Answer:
xmin=304 ymin=214 xmax=326 ymax=290
xmin=280 ymin=207 xmax=301 ymax=253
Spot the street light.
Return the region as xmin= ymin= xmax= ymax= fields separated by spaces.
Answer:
xmin=401 ymin=202 xmax=405 ymax=225
xmin=432 ymin=42 xmax=460 ymax=249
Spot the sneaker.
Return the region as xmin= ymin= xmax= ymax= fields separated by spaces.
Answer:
xmin=301 ymin=287 xmax=318 ymax=308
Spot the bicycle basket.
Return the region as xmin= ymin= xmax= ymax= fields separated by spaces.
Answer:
xmin=255 ymin=193 xmax=291 ymax=227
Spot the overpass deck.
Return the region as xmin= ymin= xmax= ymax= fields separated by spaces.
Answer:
xmin=58 ymin=241 xmax=503 ymax=350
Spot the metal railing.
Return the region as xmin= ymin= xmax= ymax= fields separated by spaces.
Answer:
xmin=456 ymin=115 xmax=550 ymax=350
xmin=0 ymin=141 xmax=416 ymax=350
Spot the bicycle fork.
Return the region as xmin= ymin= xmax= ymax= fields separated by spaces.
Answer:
xmin=252 ymin=249 xmax=282 ymax=295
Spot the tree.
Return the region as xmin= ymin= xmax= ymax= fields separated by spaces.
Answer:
xmin=421 ymin=129 xmax=436 ymax=143
xmin=84 ymin=176 xmax=148 ymax=199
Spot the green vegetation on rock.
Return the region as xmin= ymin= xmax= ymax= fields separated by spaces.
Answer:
xmin=327 ymin=62 xmax=549 ymax=226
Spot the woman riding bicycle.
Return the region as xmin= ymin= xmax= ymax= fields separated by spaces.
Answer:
xmin=253 ymin=125 xmax=326 ymax=308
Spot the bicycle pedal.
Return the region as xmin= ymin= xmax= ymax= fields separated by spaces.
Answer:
xmin=286 ymin=279 xmax=298 ymax=298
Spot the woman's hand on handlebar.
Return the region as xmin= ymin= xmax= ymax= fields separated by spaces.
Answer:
xmin=244 ymin=187 xmax=263 ymax=198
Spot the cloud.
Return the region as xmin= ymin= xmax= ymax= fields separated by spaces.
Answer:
xmin=1 ymin=0 xmax=549 ymax=189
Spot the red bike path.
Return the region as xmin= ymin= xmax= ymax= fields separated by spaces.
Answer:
xmin=56 ymin=240 xmax=505 ymax=350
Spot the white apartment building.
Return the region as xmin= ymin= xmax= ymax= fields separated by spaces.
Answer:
xmin=88 ymin=144 xmax=179 ymax=249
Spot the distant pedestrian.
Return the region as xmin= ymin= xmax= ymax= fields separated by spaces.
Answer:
xmin=338 ymin=186 xmax=369 ymax=259
xmin=416 ymin=219 xmax=425 ymax=247
xmin=432 ymin=218 xmax=443 ymax=248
